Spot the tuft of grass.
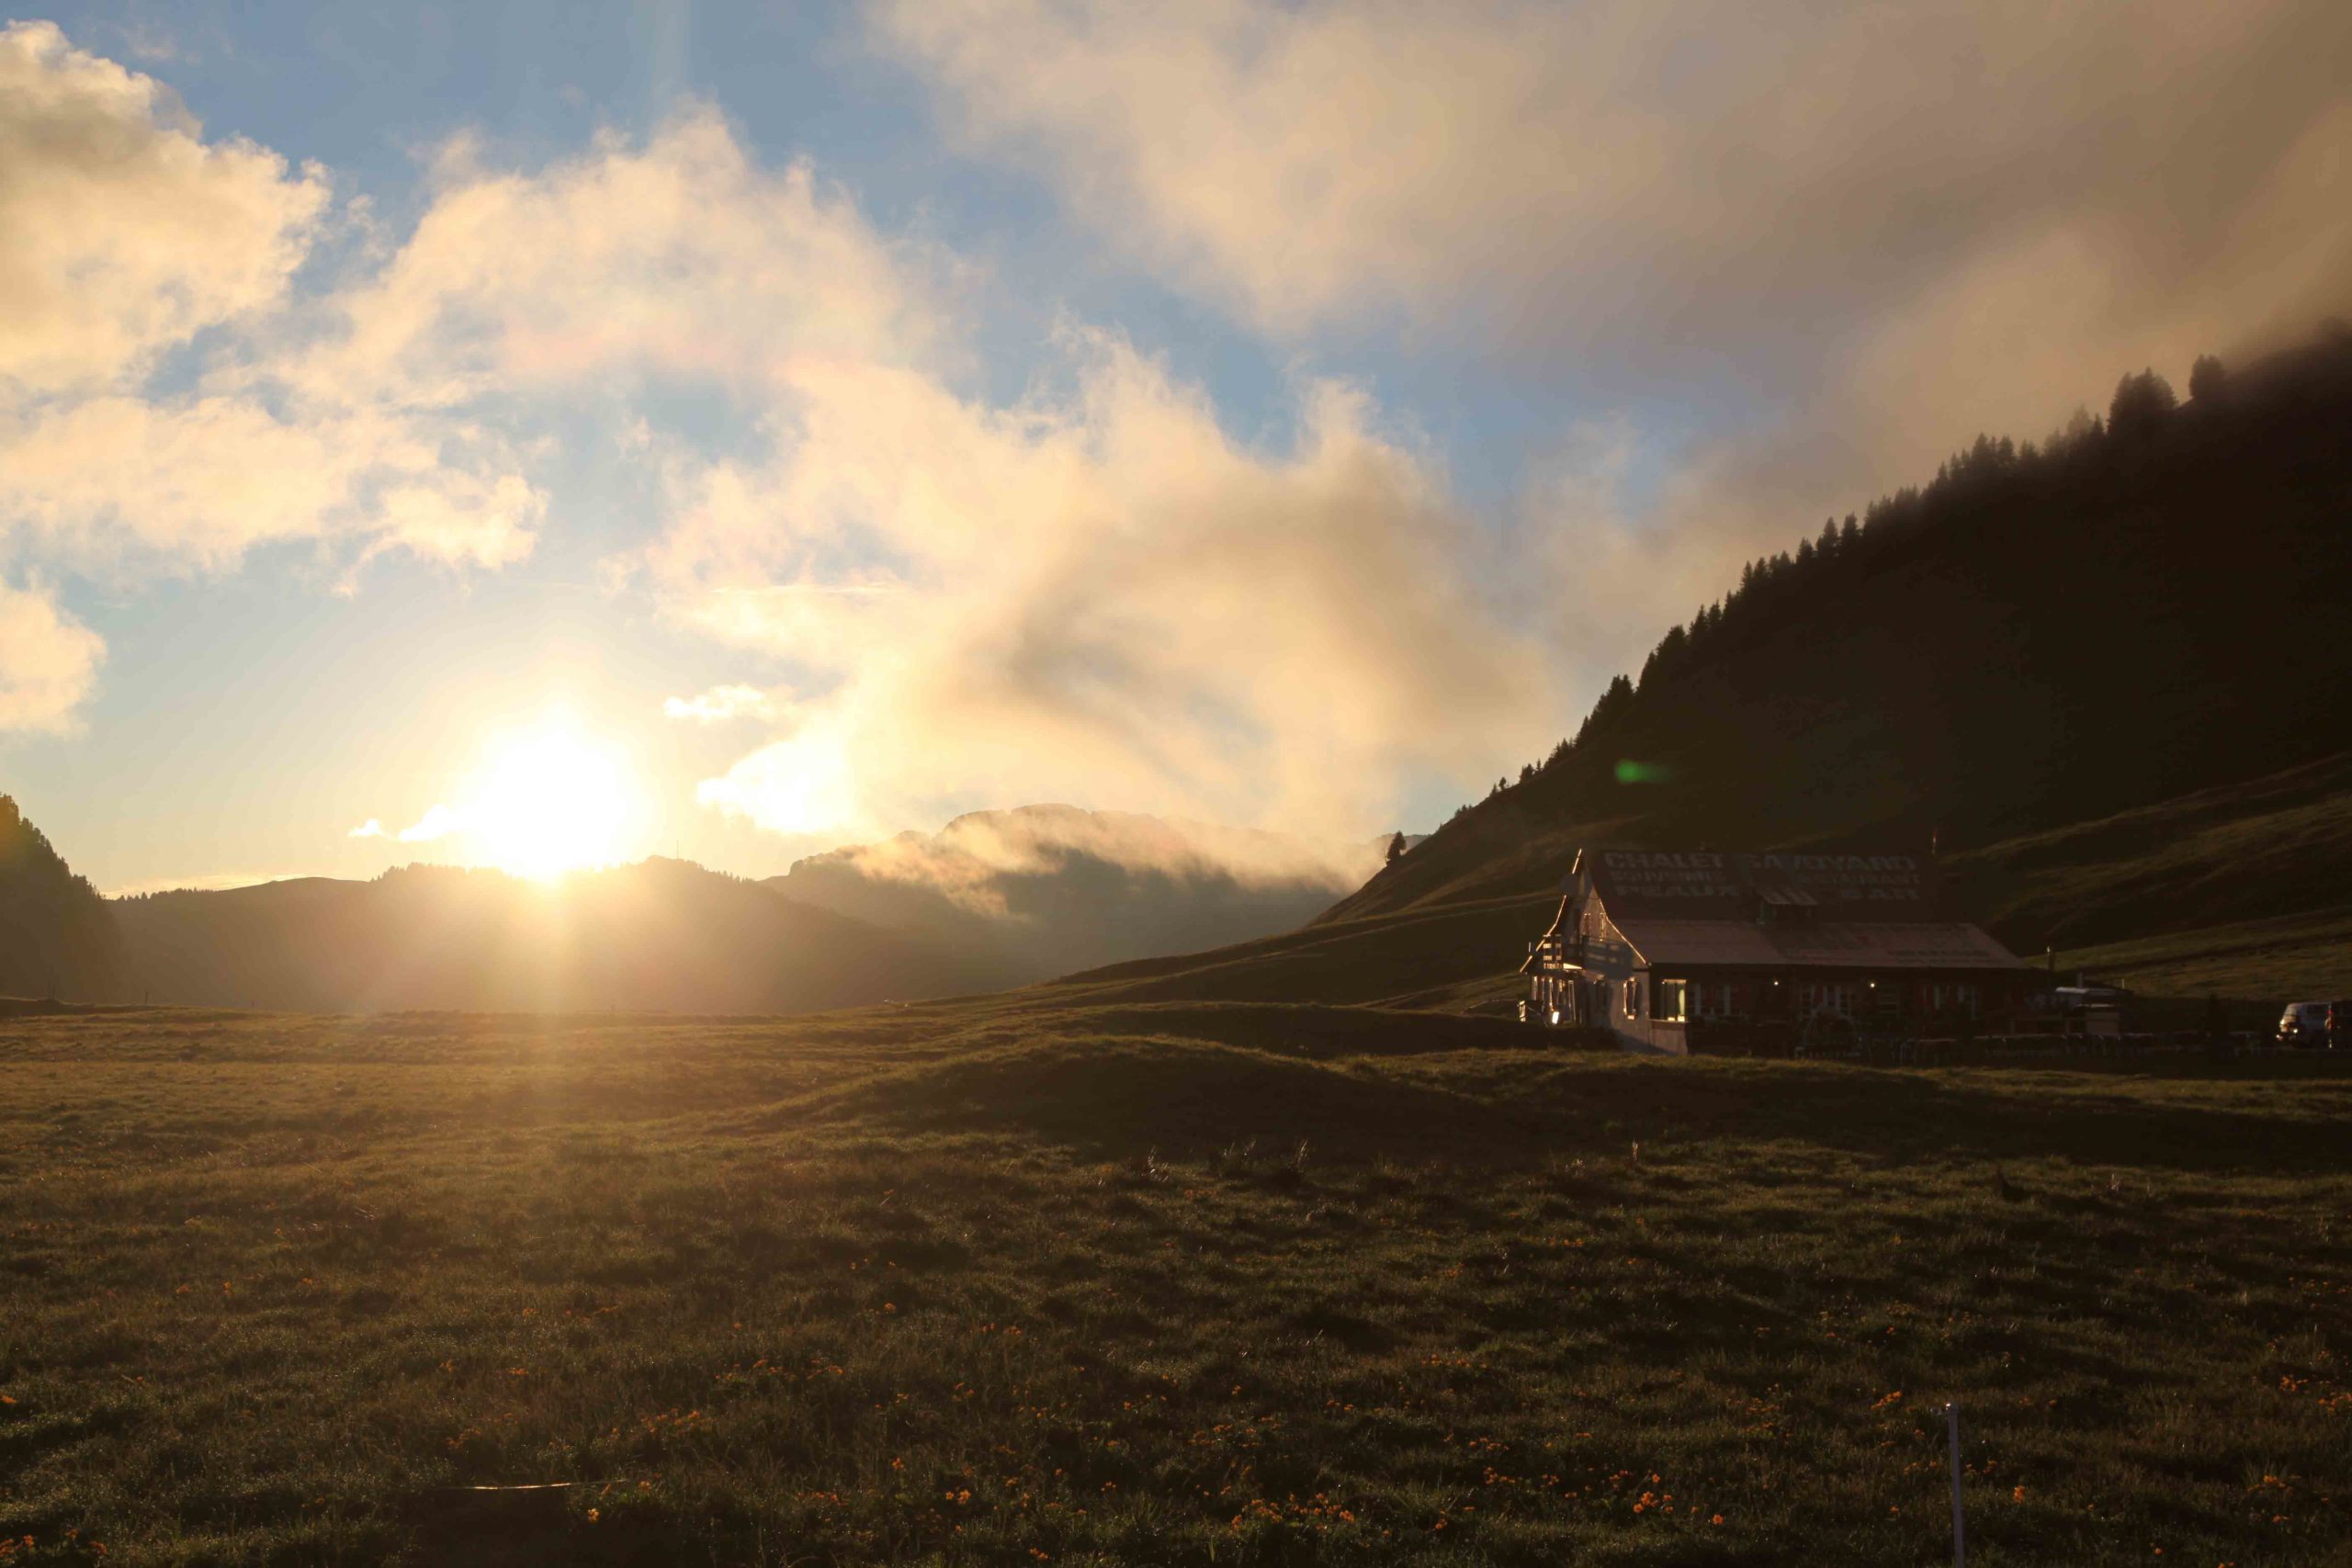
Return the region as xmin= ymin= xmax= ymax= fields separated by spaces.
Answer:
xmin=4 ymin=998 xmax=2350 ymax=1564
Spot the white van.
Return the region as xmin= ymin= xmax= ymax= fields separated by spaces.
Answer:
xmin=2278 ymin=1000 xmax=2331 ymax=1046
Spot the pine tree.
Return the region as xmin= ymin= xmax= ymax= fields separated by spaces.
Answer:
xmin=2108 ymin=369 xmax=2177 ymax=441
xmin=2189 ymin=354 xmax=2226 ymax=403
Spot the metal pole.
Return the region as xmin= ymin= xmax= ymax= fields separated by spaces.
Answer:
xmin=1946 ymin=1400 xmax=1965 ymax=1567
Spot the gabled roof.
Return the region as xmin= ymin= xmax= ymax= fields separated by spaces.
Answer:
xmin=1524 ymin=846 xmax=2028 ymax=975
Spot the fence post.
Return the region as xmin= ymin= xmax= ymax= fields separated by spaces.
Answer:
xmin=1946 ymin=1400 xmax=1965 ymax=1566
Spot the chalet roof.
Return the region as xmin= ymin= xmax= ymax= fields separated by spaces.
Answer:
xmin=1523 ymin=846 xmax=2028 ymax=975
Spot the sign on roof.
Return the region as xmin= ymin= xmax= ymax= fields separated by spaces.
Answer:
xmin=1588 ymin=850 xmax=1939 ymax=920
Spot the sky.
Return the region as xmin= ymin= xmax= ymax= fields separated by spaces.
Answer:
xmin=3 ymin=0 xmax=2347 ymax=895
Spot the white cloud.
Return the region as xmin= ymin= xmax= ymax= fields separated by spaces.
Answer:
xmin=0 ymin=89 xmax=944 ymax=582
xmin=0 ymin=580 xmax=104 ymax=734
xmin=663 ymin=684 xmax=784 ymax=724
xmin=650 ymin=333 xmax=1550 ymax=839
xmin=395 ymin=804 xmax=463 ymax=843
xmin=291 ymin=107 xmax=943 ymax=411
xmin=0 ymin=20 xmax=326 ymax=394
xmin=347 ymin=818 xmax=387 ymax=839
xmin=0 ymin=396 xmax=548 ymax=575
xmin=0 ymin=24 xmax=542 ymax=581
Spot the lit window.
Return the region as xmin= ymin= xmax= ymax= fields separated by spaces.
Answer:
xmin=1654 ymin=979 xmax=1688 ymax=1021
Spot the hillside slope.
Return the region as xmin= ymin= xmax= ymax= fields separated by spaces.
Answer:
xmin=1329 ymin=331 xmax=2352 ymax=962
xmin=0 ymin=794 xmax=123 ymax=1001
xmin=1943 ymin=749 xmax=2352 ymax=952
xmin=114 ymin=859 xmax=991 ymax=1013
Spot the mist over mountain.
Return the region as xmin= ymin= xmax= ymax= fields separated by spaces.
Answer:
xmin=1333 ymin=328 xmax=2352 ymax=966
xmin=113 ymin=859 xmax=992 ymax=1014
xmin=0 ymin=793 xmax=123 ymax=1000
xmin=769 ymin=805 xmax=1386 ymax=986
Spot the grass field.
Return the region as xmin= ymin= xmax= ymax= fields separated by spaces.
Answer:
xmin=6 ymin=995 xmax=2352 ymax=1565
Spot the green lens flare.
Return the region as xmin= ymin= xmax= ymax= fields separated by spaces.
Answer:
xmin=1614 ymin=759 xmax=1673 ymax=784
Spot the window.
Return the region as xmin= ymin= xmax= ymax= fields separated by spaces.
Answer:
xmin=1801 ymin=982 xmax=1857 ymax=1015
xmin=1654 ymin=979 xmax=1688 ymax=1022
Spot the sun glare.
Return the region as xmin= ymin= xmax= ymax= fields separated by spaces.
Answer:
xmin=466 ymin=717 xmax=639 ymax=879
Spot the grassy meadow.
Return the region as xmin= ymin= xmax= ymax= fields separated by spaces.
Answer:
xmin=5 ymin=995 xmax=2352 ymax=1565
xmin=2049 ymin=909 xmax=2352 ymax=1006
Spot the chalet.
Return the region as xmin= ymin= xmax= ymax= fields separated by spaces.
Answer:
xmin=1521 ymin=848 xmax=2030 ymax=1054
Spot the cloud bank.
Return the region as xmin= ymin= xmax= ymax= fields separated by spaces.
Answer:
xmin=876 ymin=0 xmax=2352 ymax=631
xmin=876 ymin=1 xmax=2351 ymax=361
xmin=773 ymin=804 xmax=1386 ymax=978
xmin=656 ymin=332 xmax=1548 ymax=839
xmin=802 ymin=804 xmax=1384 ymax=919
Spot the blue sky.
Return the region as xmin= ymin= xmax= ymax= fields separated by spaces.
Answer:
xmin=4 ymin=0 xmax=2346 ymax=892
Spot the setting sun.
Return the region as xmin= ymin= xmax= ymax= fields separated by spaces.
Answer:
xmin=463 ymin=717 xmax=639 ymax=879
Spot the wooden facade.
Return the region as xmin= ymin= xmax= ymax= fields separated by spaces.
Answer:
xmin=1522 ymin=848 xmax=2030 ymax=1054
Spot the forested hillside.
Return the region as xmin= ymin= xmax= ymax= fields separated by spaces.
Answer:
xmin=0 ymin=794 xmax=123 ymax=1001
xmin=1333 ymin=328 xmax=2352 ymax=964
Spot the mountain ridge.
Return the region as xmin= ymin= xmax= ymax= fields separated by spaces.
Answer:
xmin=110 ymin=857 xmax=994 ymax=1013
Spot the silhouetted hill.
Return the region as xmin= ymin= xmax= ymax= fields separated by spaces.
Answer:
xmin=768 ymin=805 xmax=1385 ymax=987
xmin=113 ymin=859 xmax=993 ymax=1013
xmin=0 ymin=793 xmax=124 ymax=1000
xmin=1330 ymin=327 xmax=2352 ymax=971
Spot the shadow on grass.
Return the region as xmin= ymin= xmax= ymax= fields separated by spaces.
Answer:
xmin=1540 ymin=1061 xmax=2352 ymax=1177
xmin=1004 ymin=1000 xmax=1596 ymax=1059
xmin=761 ymin=1023 xmax=2352 ymax=1179
xmin=784 ymin=1034 xmax=1549 ymax=1164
